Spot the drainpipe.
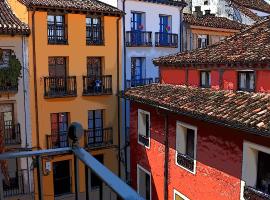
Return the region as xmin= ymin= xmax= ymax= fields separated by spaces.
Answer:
xmin=179 ymin=7 xmax=184 ymax=52
xmin=117 ymin=15 xmax=122 ymax=178
xmin=164 ymin=113 xmax=169 ymax=200
xmin=32 ymin=11 xmax=40 ymax=148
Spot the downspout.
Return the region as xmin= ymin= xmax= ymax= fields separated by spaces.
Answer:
xmin=179 ymin=7 xmax=184 ymax=52
xmin=117 ymin=15 xmax=122 ymax=178
xmin=164 ymin=113 xmax=169 ymax=200
xmin=32 ymin=11 xmax=40 ymax=148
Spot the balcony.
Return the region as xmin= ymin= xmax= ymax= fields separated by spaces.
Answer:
xmin=138 ymin=134 xmax=149 ymax=147
xmin=46 ymin=132 xmax=70 ymax=149
xmin=126 ymin=78 xmax=153 ymax=88
xmin=155 ymin=32 xmax=178 ymax=48
xmin=85 ymin=128 xmax=113 ymax=149
xmin=0 ymin=81 xmax=18 ymax=93
xmin=4 ymin=122 xmax=21 ymax=146
xmin=176 ymin=152 xmax=194 ymax=172
xmin=82 ymin=75 xmax=112 ymax=96
xmin=126 ymin=31 xmax=152 ymax=47
xmin=86 ymin=26 xmax=104 ymax=45
xmin=244 ymin=186 xmax=270 ymax=200
xmin=48 ymin=24 xmax=68 ymax=45
xmin=44 ymin=76 xmax=77 ymax=98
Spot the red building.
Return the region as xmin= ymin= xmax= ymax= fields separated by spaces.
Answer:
xmin=124 ymin=18 xmax=270 ymax=200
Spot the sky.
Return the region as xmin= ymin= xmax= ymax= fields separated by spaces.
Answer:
xmin=99 ymin=0 xmax=117 ymax=7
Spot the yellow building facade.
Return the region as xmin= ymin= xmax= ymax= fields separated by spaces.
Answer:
xmin=7 ymin=0 xmax=123 ymax=199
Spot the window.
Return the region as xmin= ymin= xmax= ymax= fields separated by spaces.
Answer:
xmin=159 ymin=15 xmax=172 ymax=33
xmin=256 ymin=152 xmax=270 ymax=194
xmin=198 ymin=35 xmax=209 ymax=48
xmin=131 ymin=12 xmax=145 ymax=31
xmin=47 ymin=15 xmax=67 ymax=44
xmin=50 ymin=113 xmax=69 ymax=148
xmin=49 ymin=57 xmax=66 ymax=77
xmin=137 ymin=165 xmax=151 ymax=200
xmin=87 ymin=57 xmax=102 ymax=77
xmin=0 ymin=49 xmax=11 ymax=68
xmin=174 ymin=189 xmax=189 ymax=200
xmin=200 ymin=71 xmax=211 ymax=88
xmin=138 ymin=109 xmax=150 ymax=148
xmin=86 ymin=16 xmax=104 ymax=45
xmin=131 ymin=57 xmax=145 ymax=81
xmin=88 ymin=110 xmax=104 ymax=144
xmin=175 ymin=122 xmax=197 ymax=174
xmin=238 ymin=71 xmax=255 ymax=92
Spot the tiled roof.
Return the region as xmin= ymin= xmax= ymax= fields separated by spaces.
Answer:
xmin=183 ymin=13 xmax=247 ymax=30
xmin=0 ymin=0 xmax=30 ymax=35
xmin=153 ymin=18 xmax=270 ymax=66
xmin=19 ymin=0 xmax=123 ymax=16
xmin=231 ymin=0 xmax=270 ymax=14
xmin=230 ymin=2 xmax=262 ymax=22
xmin=124 ymin=84 xmax=270 ymax=136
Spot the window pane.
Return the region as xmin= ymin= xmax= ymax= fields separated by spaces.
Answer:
xmin=249 ymin=73 xmax=255 ymax=90
xmin=201 ymin=72 xmax=206 ymax=86
xmin=239 ymin=73 xmax=246 ymax=89
xmin=257 ymin=151 xmax=270 ymax=194
xmin=56 ymin=16 xmax=64 ymax=23
xmin=186 ymin=128 xmax=195 ymax=159
xmin=47 ymin=15 xmax=54 ymax=23
xmin=145 ymin=114 xmax=149 ymax=138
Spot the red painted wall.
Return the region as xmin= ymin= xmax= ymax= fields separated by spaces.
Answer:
xmin=211 ymin=70 xmax=220 ymax=90
xmin=257 ymin=70 xmax=270 ymax=92
xmin=130 ymin=102 xmax=270 ymax=200
xmin=188 ymin=69 xmax=199 ymax=87
xmin=160 ymin=67 xmax=185 ymax=85
xmin=223 ymin=70 xmax=237 ymax=90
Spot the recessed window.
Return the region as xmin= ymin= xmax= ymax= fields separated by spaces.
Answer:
xmin=175 ymin=122 xmax=197 ymax=174
xmin=257 ymin=151 xmax=270 ymax=194
xmin=200 ymin=71 xmax=211 ymax=88
xmin=137 ymin=165 xmax=151 ymax=200
xmin=174 ymin=189 xmax=189 ymax=200
xmin=198 ymin=35 xmax=209 ymax=48
xmin=131 ymin=12 xmax=145 ymax=31
xmin=238 ymin=71 xmax=255 ymax=92
xmin=86 ymin=16 xmax=104 ymax=45
xmin=47 ymin=15 xmax=67 ymax=44
xmin=138 ymin=109 xmax=150 ymax=148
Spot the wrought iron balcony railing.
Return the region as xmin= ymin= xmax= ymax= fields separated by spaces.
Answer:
xmin=138 ymin=134 xmax=149 ymax=147
xmin=85 ymin=128 xmax=113 ymax=149
xmin=48 ymin=24 xmax=68 ymax=45
xmin=155 ymin=32 xmax=178 ymax=48
xmin=4 ymin=122 xmax=21 ymax=146
xmin=82 ymin=75 xmax=112 ymax=96
xmin=3 ymin=169 xmax=32 ymax=198
xmin=0 ymin=81 xmax=18 ymax=93
xmin=86 ymin=26 xmax=104 ymax=45
xmin=176 ymin=152 xmax=195 ymax=172
xmin=46 ymin=132 xmax=70 ymax=149
xmin=126 ymin=31 xmax=152 ymax=47
xmin=44 ymin=76 xmax=77 ymax=98
xmin=244 ymin=186 xmax=270 ymax=200
xmin=126 ymin=78 xmax=153 ymax=88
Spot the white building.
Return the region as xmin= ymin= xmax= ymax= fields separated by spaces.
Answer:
xmin=185 ymin=0 xmax=270 ymax=25
xmin=118 ymin=0 xmax=186 ymax=182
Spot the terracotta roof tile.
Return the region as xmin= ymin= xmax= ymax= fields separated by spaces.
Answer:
xmin=183 ymin=13 xmax=247 ymax=30
xmin=19 ymin=0 xmax=123 ymax=16
xmin=231 ymin=0 xmax=270 ymax=14
xmin=0 ymin=0 xmax=30 ymax=35
xmin=153 ymin=18 xmax=270 ymax=66
xmin=124 ymin=84 xmax=270 ymax=136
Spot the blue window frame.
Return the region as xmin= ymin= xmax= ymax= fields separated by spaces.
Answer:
xmin=159 ymin=15 xmax=169 ymax=33
xmin=131 ymin=12 xmax=143 ymax=31
xmin=131 ymin=57 xmax=144 ymax=82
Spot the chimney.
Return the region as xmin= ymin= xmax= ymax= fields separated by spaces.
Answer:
xmin=194 ymin=6 xmax=203 ymax=17
xmin=205 ymin=10 xmax=211 ymax=15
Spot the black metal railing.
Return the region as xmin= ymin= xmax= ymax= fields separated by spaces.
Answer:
xmin=86 ymin=26 xmax=104 ymax=45
xmin=85 ymin=128 xmax=113 ymax=149
xmin=46 ymin=132 xmax=70 ymax=149
xmin=126 ymin=78 xmax=153 ymax=88
xmin=4 ymin=121 xmax=21 ymax=145
xmin=3 ymin=169 xmax=32 ymax=198
xmin=83 ymin=75 xmax=112 ymax=96
xmin=155 ymin=32 xmax=178 ymax=48
xmin=44 ymin=76 xmax=77 ymax=98
xmin=176 ymin=152 xmax=194 ymax=172
xmin=126 ymin=31 xmax=152 ymax=47
xmin=0 ymin=80 xmax=18 ymax=93
xmin=244 ymin=186 xmax=270 ymax=200
xmin=48 ymin=24 xmax=68 ymax=44
xmin=138 ymin=134 xmax=149 ymax=147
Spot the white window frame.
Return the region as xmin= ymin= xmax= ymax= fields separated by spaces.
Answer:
xmin=175 ymin=121 xmax=197 ymax=174
xmin=137 ymin=109 xmax=151 ymax=149
xmin=240 ymin=141 xmax=270 ymax=199
xmin=137 ymin=164 xmax=152 ymax=200
xmin=174 ymin=189 xmax=190 ymax=200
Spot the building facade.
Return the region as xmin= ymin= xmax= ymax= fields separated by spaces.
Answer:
xmin=124 ymin=18 xmax=270 ymax=200
xmin=7 ymin=0 xmax=123 ymax=199
xmin=0 ymin=1 xmax=32 ymax=199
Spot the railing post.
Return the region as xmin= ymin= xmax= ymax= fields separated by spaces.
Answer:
xmin=74 ymin=155 xmax=79 ymax=200
xmin=36 ymin=156 xmax=44 ymax=200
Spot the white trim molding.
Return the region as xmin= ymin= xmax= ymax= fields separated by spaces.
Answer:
xmin=174 ymin=189 xmax=190 ymax=200
xmin=137 ymin=109 xmax=151 ymax=149
xmin=137 ymin=164 xmax=152 ymax=200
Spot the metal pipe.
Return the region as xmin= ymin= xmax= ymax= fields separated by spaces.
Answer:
xmin=74 ymin=155 xmax=79 ymax=200
xmin=164 ymin=114 xmax=169 ymax=200
xmin=36 ymin=156 xmax=43 ymax=200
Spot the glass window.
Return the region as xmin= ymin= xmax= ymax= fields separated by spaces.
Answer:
xmin=131 ymin=12 xmax=145 ymax=31
xmin=238 ymin=71 xmax=255 ymax=91
xmin=87 ymin=57 xmax=102 ymax=77
xmin=200 ymin=71 xmax=211 ymax=88
xmin=49 ymin=57 xmax=66 ymax=77
xmin=86 ymin=17 xmax=103 ymax=45
xmin=47 ymin=15 xmax=66 ymax=44
xmin=88 ymin=110 xmax=103 ymax=130
xmin=198 ymin=35 xmax=208 ymax=48
xmin=138 ymin=109 xmax=150 ymax=147
xmin=257 ymin=151 xmax=270 ymax=195
xmin=50 ymin=113 xmax=69 ymax=134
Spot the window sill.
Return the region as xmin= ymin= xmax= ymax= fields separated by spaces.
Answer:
xmin=138 ymin=135 xmax=150 ymax=149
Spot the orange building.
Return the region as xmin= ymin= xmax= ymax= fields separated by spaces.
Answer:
xmin=7 ymin=0 xmax=123 ymax=199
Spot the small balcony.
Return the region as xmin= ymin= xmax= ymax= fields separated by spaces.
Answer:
xmin=85 ymin=128 xmax=113 ymax=149
xmin=155 ymin=32 xmax=178 ymax=48
xmin=138 ymin=134 xmax=149 ymax=147
xmin=126 ymin=78 xmax=153 ymax=88
xmin=126 ymin=31 xmax=152 ymax=47
xmin=4 ymin=122 xmax=21 ymax=146
xmin=48 ymin=24 xmax=68 ymax=45
xmin=176 ymin=152 xmax=194 ymax=172
xmin=44 ymin=76 xmax=77 ymax=98
xmin=82 ymin=75 xmax=112 ymax=96
xmin=86 ymin=26 xmax=104 ymax=45
xmin=244 ymin=186 xmax=270 ymax=200
xmin=46 ymin=132 xmax=70 ymax=149
xmin=0 ymin=80 xmax=18 ymax=93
